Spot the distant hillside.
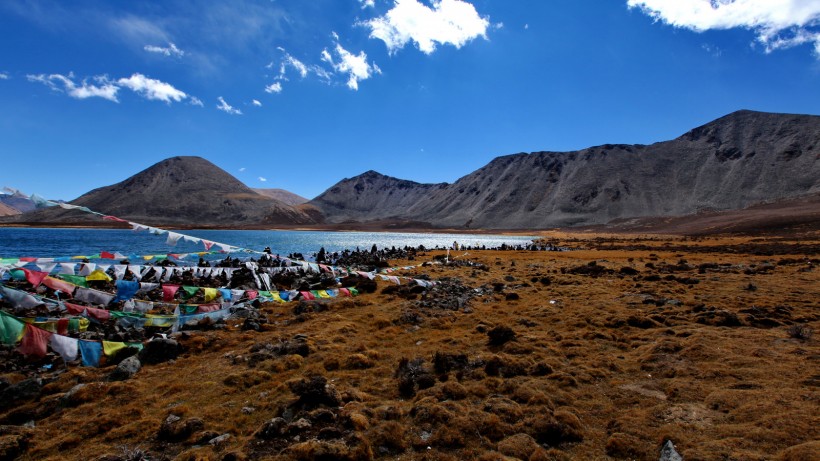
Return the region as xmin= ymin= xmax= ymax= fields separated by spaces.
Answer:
xmin=253 ymin=188 xmax=309 ymax=207
xmin=6 ymin=156 xmax=318 ymax=227
xmin=0 ymin=202 xmax=20 ymax=217
xmin=0 ymin=194 xmax=36 ymax=214
xmin=310 ymin=110 xmax=820 ymax=229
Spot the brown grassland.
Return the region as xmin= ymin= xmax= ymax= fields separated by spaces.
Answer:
xmin=1 ymin=232 xmax=818 ymax=461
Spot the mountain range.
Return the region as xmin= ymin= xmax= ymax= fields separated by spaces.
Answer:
xmin=310 ymin=110 xmax=820 ymax=229
xmin=2 ymin=110 xmax=818 ymax=232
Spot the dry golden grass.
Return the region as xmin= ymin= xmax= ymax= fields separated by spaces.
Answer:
xmin=2 ymin=233 xmax=819 ymax=460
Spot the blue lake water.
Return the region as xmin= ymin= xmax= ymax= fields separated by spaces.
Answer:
xmin=0 ymin=228 xmax=538 ymax=259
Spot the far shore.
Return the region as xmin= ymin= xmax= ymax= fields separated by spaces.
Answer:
xmin=0 ymin=221 xmax=552 ymax=237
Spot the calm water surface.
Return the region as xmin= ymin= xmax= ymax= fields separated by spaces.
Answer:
xmin=0 ymin=228 xmax=538 ymax=259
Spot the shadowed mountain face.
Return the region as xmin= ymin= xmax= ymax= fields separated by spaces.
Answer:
xmin=310 ymin=110 xmax=820 ymax=229
xmin=10 ymin=156 xmax=317 ymax=226
xmin=253 ymin=188 xmax=309 ymax=207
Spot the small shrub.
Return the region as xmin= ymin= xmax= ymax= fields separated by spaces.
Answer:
xmin=787 ymin=324 xmax=813 ymax=341
xmin=487 ymin=326 xmax=516 ymax=346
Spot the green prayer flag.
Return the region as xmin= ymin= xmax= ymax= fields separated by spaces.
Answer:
xmin=0 ymin=311 xmax=25 ymax=345
xmin=181 ymin=286 xmax=199 ymax=299
xmin=58 ymin=274 xmax=88 ymax=288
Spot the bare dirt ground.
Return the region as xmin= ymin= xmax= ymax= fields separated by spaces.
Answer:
xmin=1 ymin=232 xmax=818 ymax=461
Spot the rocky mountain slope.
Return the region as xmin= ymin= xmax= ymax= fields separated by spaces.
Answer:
xmin=253 ymin=188 xmax=309 ymax=207
xmin=310 ymin=110 xmax=820 ymax=229
xmin=7 ymin=156 xmax=317 ymax=226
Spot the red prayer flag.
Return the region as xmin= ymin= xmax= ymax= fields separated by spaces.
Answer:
xmin=21 ymin=268 xmax=48 ymax=287
xmin=162 ymin=284 xmax=180 ymax=302
xmin=19 ymin=324 xmax=52 ymax=357
xmin=100 ymin=251 xmax=116 ymax=259
xmin=102 ymin=215 xmax=128 ymax=223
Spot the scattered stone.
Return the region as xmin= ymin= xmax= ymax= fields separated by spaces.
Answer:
xmin=659 ymin=440 xmax=683 ymax=461
xmin=109 ymin=356 xmax=141 ymax=381
xmin=208 ymin=433 xmax=231 ymax=446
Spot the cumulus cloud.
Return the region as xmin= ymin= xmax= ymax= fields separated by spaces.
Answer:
xmin=117 ymin=73 xmax=187 ymax=103
xmin=321 ymin=43 xmax=381 ymax=90
xmin=216 ymin=96 xmax=242 ymax=115
xmin=26 ymin=73 xmax=120 ymax=102
xmin=258 ymin=176 xmax=267 ymax=182
xmin=362 ymin=0 xmax=490 ymax=54
xmin=144 ymin=42 xmax=185 ymax=58
xmin=265 ymin=81 xmax=283 ymax=93
xmin=627 ymin=0 xmax=820 ymax=56
xmin=252 ymin=99 xmax=262 ymax=107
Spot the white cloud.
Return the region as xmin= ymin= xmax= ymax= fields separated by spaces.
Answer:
xmin=265 ymin=81 xmax=283 ymax=93
xmin=117 ymin=73 xmax=187 ymax=103
xmin=258 ymin=176 xmax=267 ymax=182
xmin=252 ymin=99 xmax=262 ymax=107
xmin=0 ymin=72 xmax=8 ymax=80
xmin=362 ymin=0 xmax=490 ymax=54
xmin=239 ymin=167 xmax=246 ymax=172
xmin=281 ymin=53 xmax=308 ymax=79
xmin=359 ymin=0 xmax=376 ymax=8
xmin=321 ymin=43 xmax=381 ymax=90
xmin=189 ymin=96 xmax=204 ymax=107
xmin=26 ymin=72 xmax=120 ymax=102
xmin=144 ymin=42 xmax=185 ymax=58
xmin=627 ymin=0 xmax=820 ymax=56
xmin=216 ymin=96 xmax=242 ymax=115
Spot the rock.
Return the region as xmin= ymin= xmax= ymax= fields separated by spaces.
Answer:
xmin=255 ymin=417 xmax=286 ymax=439
xmin=139 ymin=338 xmax=181 ymax=365
xmin=0 ymin=378 xmax=42 ymax=410
xmin=208 ymin=433 xmax=231 ymax=446
xmin=60 ymin=384 xmax=88 ymax=407
xmin=659 ymin=440 xmax=683 ymax=461
xmin=109 ymin=356 xmax=141 ymax=381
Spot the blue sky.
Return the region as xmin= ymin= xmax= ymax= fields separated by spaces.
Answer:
xmin=2 ymin=0 xmax=819 ymax=202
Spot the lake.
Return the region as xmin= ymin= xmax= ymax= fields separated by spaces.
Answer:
xmin=0 ymin=228 xmax=538 ymax=259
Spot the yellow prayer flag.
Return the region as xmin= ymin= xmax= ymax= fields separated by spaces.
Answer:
xmin=102 ymin=340 xmax=127 ymax=357
xmin=203 ymin=287 xmax=219 ymax=302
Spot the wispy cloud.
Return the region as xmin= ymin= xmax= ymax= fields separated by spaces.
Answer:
xmin=258 ymin=176 xmax=267 ymax=182
xmin=0 ymin=72 xmax=8 ymax=80
xmin=216 ymin=96 xmax=242 ymax=115
xmin=189 ymin=96 xmax=204 ymax=107
xmin=27 ymin=71 xmax=196 ymax=105
xmin=251 ymin=99 xmax=262 ymax=107
xmin=628 ymin=0 xmax=820 ymax=56
xmin=321 ymin=42 xmax=381 ymax=90
xmin=117 ymin=73 xmax=187 ymax=103
xmin=362 ymin=0 xmax=490 ymax=54
xmin=144 ymin=42 xmax=185 ymax=58
xmin=27 ymin=72 xmax=120 ymax=102
xmin=239 ymin=167 xmax=246 ymax=172
xmin=359 ymin=0 xmax=376 ymax=8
